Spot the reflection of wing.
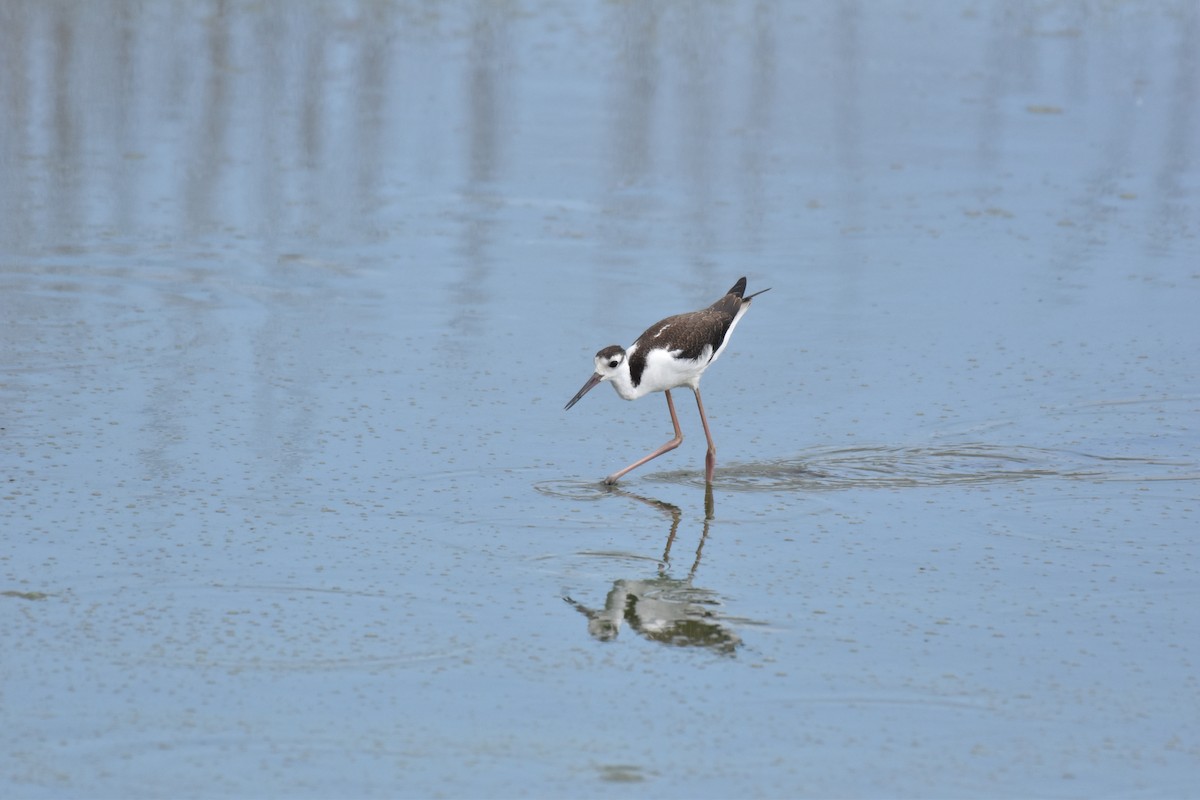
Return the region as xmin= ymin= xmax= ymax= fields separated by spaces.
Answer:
xmin=621 ymin=580 xmax=741 ymax=656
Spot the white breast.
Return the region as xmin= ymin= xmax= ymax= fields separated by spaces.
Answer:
xmin=638 ymin=344 xmax=714 ymax=395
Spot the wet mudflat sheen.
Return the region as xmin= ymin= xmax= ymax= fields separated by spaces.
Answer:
xmin=2 ymin=1 xmax=1198 ymax=797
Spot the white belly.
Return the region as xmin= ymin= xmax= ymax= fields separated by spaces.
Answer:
xmin=636 ymin=344 xmax=713 ymax=396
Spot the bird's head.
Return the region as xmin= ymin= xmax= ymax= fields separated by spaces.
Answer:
xmin=564 ymin=345 xmax=626 ymax=410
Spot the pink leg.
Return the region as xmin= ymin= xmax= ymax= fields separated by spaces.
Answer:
xmin=693 ymin=387 xmax=717 ymax=484
xmin=604 ymin=390 xmax=684 ymax=485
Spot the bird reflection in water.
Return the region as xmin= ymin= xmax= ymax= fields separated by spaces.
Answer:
xmin=563 ymin=487 xmax=742 ymax=656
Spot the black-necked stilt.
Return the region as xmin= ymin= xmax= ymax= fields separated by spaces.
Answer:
xmin=565 ymin=276 xmax=770 ymax=485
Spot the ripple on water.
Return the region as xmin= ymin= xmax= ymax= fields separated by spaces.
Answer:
xmin=533 ymin=479 xmax=620 ymax=500
xmin=648 ymin=443 xmax=1198 ymax=492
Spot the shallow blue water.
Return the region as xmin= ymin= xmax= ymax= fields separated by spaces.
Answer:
xmin=3 ymin=1 xmax=1199 ymax=797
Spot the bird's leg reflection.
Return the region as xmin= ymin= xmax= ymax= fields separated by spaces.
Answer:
xmin=656 ymin=497 xmax=681 ymax=572
xmin=617 ymin=488 xmax=711 ymax=578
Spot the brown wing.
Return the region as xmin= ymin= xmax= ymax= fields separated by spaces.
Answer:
xmin=627 ymin=307 xmax=738 ymax=387
xmin=625 ymin=278 xmax=749 ymax=388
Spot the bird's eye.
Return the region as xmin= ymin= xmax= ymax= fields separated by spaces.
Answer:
xmin=608 ymin=360 xmax=619 ymax=368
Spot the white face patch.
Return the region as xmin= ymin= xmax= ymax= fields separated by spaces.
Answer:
xmin=597 ymin=353 xmax=622 ymax=371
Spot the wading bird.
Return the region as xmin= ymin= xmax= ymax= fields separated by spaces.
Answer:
xmin=565 ymin=277 xmax=769 ymax=485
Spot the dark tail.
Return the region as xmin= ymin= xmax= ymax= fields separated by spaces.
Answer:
xmin=728 ymin=277 xmax=770 ymax=302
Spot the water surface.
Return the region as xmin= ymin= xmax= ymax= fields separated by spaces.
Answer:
xmin=2 ymin=1 xmax=1198 ymax=797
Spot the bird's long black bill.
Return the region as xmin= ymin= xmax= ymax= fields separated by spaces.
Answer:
xmin=564 ymin=372 xmax=603 ymax=410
